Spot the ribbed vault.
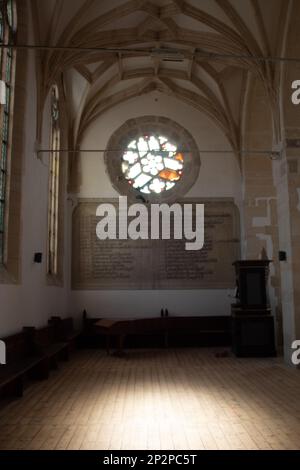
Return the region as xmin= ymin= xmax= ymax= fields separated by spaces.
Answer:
xmin=31 ymin=0 xmax=289 ymax=164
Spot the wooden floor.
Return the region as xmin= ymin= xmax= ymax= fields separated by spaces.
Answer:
xmin=0 ymin=348 xmax=299 ymax=450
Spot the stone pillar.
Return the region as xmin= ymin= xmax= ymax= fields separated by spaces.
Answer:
xmin=273 ymin=145 xmax=298 ymax=364
xmin=242 ymin=77 xmax=283 ymax=350
xmin=275 ymin=0 xmax=300 ymax=365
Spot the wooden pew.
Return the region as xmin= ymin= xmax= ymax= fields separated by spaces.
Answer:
xmin=0 ymin=331 xmax=48 ymax=398
xmin=24 ymin=325 xmax=69 ymax=371
xmin=93 ymin=315 xmax=231 ymax=355
xmin=0 ymin=318 xmax=79 ymax=401
xmin=48 ymin=316 xmax=81 ymax=352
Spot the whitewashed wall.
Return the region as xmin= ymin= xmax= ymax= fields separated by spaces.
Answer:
xmin=0 ymin=10 xmax=70 ymax=337
xmin=71 ymin=91 xmax=242 ymax=319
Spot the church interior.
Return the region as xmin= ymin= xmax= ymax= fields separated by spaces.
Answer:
xmin=0 ymin=0 xmax=300 ymax=452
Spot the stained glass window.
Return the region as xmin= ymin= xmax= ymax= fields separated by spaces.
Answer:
xmin=47 ymin=85 xmax=60 ymax=276
xmin=122 ymin=135 xmax=184 ymax=194
xmin=0 ymin=0 xmax=16 ymax=265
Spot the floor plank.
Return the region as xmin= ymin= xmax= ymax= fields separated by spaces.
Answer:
xmin=0 ymin=348 xmax=299 ymax=450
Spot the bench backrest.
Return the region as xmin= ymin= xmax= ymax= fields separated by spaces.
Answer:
xmin=62 ymin=318 xmax=74 ymax=333
xmin=35 ymin=325 xmax=56 ymax=348
xmin=1 ymin=332 xmax=28 ymax=363
xmin=48 ymin=316 xmax=74 ymax=341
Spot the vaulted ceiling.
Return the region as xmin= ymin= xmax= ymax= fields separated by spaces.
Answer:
xmin=31 ymin=0 xmax=289 ymax=155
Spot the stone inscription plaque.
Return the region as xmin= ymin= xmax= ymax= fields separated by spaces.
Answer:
xmin=72 ymin=199 xmax=240 ymax=290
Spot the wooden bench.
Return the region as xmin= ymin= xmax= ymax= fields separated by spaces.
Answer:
xmin=92 ymin=315 xmax=231 ymax=355
xmin=0 ymin=332 xmax=48 ymax=398
xmin=24 ymin=325 xmax=69 ymax=372
xmin=48 ymin=316 xmax=81 ymax=352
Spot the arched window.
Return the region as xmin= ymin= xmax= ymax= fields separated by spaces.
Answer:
xmin=0 ymin=0 xmax=16 ymax=265
xmin=47 ymin=84 xmax=60 ymax=276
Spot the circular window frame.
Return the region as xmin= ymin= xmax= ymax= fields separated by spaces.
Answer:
xmin=104 ymin=116 xmax=201 ymax=203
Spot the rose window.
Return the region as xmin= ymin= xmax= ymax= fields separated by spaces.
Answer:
xmin=121 ymin=135 xmax=184 ymax=194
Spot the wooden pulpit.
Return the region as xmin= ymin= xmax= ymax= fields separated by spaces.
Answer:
xmin=231 ymin=260 xmax=276 ymax=357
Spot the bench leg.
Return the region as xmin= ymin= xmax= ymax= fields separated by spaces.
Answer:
xmin=69 ymin=338 xmax=78 ymax=352
xmin=164 ymin=330 xmax=169 ymax=348
xmin=61 ymin=347 xmax=69 ymax=362
xmin=106 ymin=335 xmax=110 ymax=355
xmin=51 ymin=357 xmax=58 ymax=370
xmin=12 ymin=377 xmax=23 ymax=398
xmin=67 ymin=341 xmax=74 ymax=355
xmin=119 ymin=334 xmax=125 ymax=354
xmin=113 ymin=334 xmax=126 ymax=357
xmin=29 ymin=366 xmax=45 ymax=381
xmin=33 ymin=359 xmax=49 ymax=380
